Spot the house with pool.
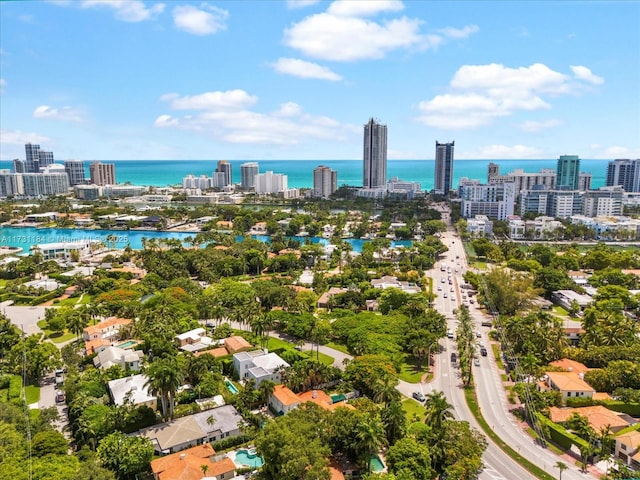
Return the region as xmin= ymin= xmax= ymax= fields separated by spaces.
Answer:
xmin=150 ymin=444 xmax=238 ymax=480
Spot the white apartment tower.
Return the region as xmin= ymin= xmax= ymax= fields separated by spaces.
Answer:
xmin=312 ymin=165 xmax=337 ymax=198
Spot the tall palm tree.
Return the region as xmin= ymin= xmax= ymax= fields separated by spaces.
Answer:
xmin=258 ymin=380 xmax=276 ymax=407
xmin=555 ymin=461 xmax=568 ymax=480
xmin=145 ymin=357 xmax=184 ymax=420
xmin=355 ymin=416 xmax=387 ymax=472
xmin=424 ymin=390 xmax=453 ymax=437
xmin=372 ymin=376 xmax=400 ymax=406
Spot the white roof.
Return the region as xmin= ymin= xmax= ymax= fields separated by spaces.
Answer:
xmin=251 ymin=352 xmax=289 ymax=373
xmin=176 ymin=327 xmax=206 ymax=341
xmin=108 ymin=374 xmax=155 ymax=406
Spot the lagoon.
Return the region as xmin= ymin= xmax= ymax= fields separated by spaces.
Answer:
xmin=0 ymin=225 xmax=412 ymax=254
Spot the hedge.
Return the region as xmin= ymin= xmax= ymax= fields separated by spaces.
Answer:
xmin=211 ymin=434 xmax=252 ymax=452
xmin=8 ymin=375 xmax=23 ymax=404
xmin=536 ymin=413 xmax=589 ymax=451
xmin=601 ymin=400 xmax=640 ymax=416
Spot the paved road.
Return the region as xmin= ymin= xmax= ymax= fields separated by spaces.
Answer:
xmin=38 ymin=372 xmax=71 ymax=438
xmin=2 ymin=302 xmax=48 ymax=336
xmin=439 ymin=218 xmax=594 ymax=480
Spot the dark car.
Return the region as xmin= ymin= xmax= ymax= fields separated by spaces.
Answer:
xmin=412 ymin=391 xmax=426 ymax=402
xmin=451 ymin=352 xmax=457 ymax=362
xmin=480 ymin=347 xmax=488 ymax=357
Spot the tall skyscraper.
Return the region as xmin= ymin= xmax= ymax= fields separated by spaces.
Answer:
xmin=25 ymin=143 xmax=40 ymax=173
xmin=312 ymin=165 xmax=337 ymax=198
xmin=64 ymin=160 xmax=86 ymax=186
xmin=215 ymin=160 xmax=232 ymax=187
xmin=37 ymin=150 xmax=54 ymax=170
xmin=556 ymin=155 xmax=580 ymax=190
xmin=13 ymin=159 xmax=26 ymax=173
xmin=254 ymin=171 xmax=287 ymax=194
xmin=240 ymin=162 xmax=259 ymax=190
xmin=363 ymin=118 xmax=387 ymax=189
xmin=606 ymin=159 xmax=640 ymax=192
xmin=89 ymin=161 xmax=116 ymax=186
xmin=434 ymin=141 xmax=455 ymax=195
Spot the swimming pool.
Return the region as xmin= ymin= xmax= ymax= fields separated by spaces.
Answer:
xmin=224 ymin=378 xmax=239 ymax=394
xmin=370 ymin=456 xmax=385 ymax=472
xmin=117 ymin=340 xmax=137 ymax=349
xmin=234 ymin=448 xmax=264 ymax=468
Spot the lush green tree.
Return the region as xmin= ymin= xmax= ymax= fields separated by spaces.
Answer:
xmin=481 ymin=268 xmax=542 ymax=316
xmin=386 ymin=437 xmax=432 ymax=479
xmin=8 ymin=334 xmax=60 ymax=381
xmin=381 ymin=400 xmax=407 ymax=446
xmin=344 ymin=355 xmax=397 ymax=400
xmin=96 ymin=432 xmax=154 ymax=480
xmin=145 ymin=356 xmax=184 ymax=420
xmin=31 ymin=430 xmax=68 ymax=457
xmin=354 ymin=414 xmax=387 ymax=472
xmin=534 ymin=267 xmax=571 ymax=298
xmin=424 ymin=390 xmax=453 ymax=439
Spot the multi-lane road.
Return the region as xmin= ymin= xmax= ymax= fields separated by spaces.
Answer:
xmin=413 ymin=207 xmax=593 ymax=480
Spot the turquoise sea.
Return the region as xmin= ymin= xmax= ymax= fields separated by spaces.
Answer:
xmin=0 ymin=159 xmax=609 ymax=190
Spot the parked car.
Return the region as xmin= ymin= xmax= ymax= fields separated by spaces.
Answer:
xmin=412 ymin=391 xmax=426 ymax=402
xmin=451 ymin=352 xmax=457 ymax=362
xmin=474 ymin=358 xmax=480 ymax=367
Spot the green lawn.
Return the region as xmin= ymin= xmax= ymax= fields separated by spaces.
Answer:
xmin=303 ymin=351 xmax=335 ymax=366
xmin=551 ymin=305 xmax=569 ymax=317
xmin=58 ymin=294 xmax=92 ymax=306
xmin=401 ymin=398 xmax=425 ymax=423
xmin=36 ymin=320 xmax=76 ymax=343
xmin=0 ymin=279 xmax=8 ymax=288
xmin=325 ymin=342 xmax=350 ymax=355
xmin=265 ymin=337 xmax=335 ymax=366
xmin=470 ymin=262 xmax=488 ymax=270
xmin=491 ymin=344 xmax=504 ymax=370
xmin=24 ymin=385 xmax=40 ymax=405
xmin=398 ymin=356 xmax=430 ymax=383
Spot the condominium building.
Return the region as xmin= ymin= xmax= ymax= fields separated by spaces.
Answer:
xmin=24 ymin=143 xmax=54 ymax=173
xmin=64 ymin=160 xmax=86 ymax=186
xmin=255 ymin=171 xmax=287 ymax=194
xmin=215 ymin=160 xmax=232 ymax=187
xmin=434 ymin=141 xmax=455 ymax=195
xmin=240 ymin=162 xmax=259 ymax=190
xmin=488 ymin=166 xmax=556 ymax=192
xmin=606 ymin=159 xmax=640 ymax=192
xmin=312 ymin=165 xmax=337 ymax=198
xmin=519 ymin=187 xmax=582 ymax=218
xmin=363 ymin=118 xmax=387 ymax=189
xmin=89 ymin=161 xmax=116 ymax=186
xmin=182 ymin=174 xmax=212 ymax=190
xmin=12 ymin=159 xmax=26 ymax=173
xmin=459 ymin=182 xmax=516 ymax=220
xmin=582 ymin=186 xmax=624 ymax=217
xmin=556 ymin=155 xmax=580 ymax=190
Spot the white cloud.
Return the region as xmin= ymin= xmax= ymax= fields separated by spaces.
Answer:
xmin=33 ymin=105 xmax=83 ymax=122
xmin=518 ymin=119 xmax=563 ymax=132
xmin=156 ymin=89 xmax=356 ymax=145
xmin=417 ymin=63 xmax=603 ymax=129
xmin=160 ymin=90 xmax=257 ymax=110
xmin=286 ymin=0 xmax=321 ymax=8
xmin=270 ymin=57 xmax=342 ymax=81
xmin=284 ymin=13 xmax=430 ymax=61
xmin=570 ymin=65 xmax=604 ymax=85
xmin=80 ymin=0 xmax=165 ymax=22
xmin=0 ymin=78 xmax=6 ymax=94
xmin=326 ymin=0 xmax=404 ymax=17
xmin=602 ymin=146 xmax=640 ymax=158
xmin=472 ymin=144 xmax=544 ymax=159
xmin=438 ymin=24 xmax=479 ymax=39
xmin=0 ymin=129 xmax=50 ymax=146
xmin=172 ymin=4 xmax=228 ymax=35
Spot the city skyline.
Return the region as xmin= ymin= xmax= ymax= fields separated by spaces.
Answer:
xmin=1 ymin=1 xmax=638 ymax=162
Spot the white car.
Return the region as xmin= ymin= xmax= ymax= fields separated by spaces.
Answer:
xmin=443 ymin=293 xmax=447 ymax=298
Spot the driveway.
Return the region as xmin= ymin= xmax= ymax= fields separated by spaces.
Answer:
xmin=2 ymin=302 xmax=48 ymax=336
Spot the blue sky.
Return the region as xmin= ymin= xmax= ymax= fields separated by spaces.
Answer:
xmin=1 ymin=0 xmax=639 ymax=161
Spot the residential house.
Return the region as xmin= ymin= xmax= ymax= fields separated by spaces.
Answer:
xmin=370 ymin=275 xmax=421 ymax=294
xmin=614 ymin=430 xmax=640 ymax=471
xmin=317 ymin=287 xmax=348 ymax=308
xmin=551 ymin=290 xmax=593 ymax=312
xmin=94 ymin=346 xmax=143 ymax=371
xmin=549 ymin=406 xmax=631 ymax=434
xmin=549 ymin=358 xmax=590 ymax=376
xmin=269 ymin=387 xmax=354 ymax=416
xmin=176 ymin=327 xmax=214 ymax=353
xmin=136 ymin=405 xmax=243 ymax=454
xmin=195 ymin=336 xmax=252 ymax=359
xmin=108 ymin=374 xmax=156 ymax=410
xmin=83 ymin=317 xmax=131 ymax=342
xmin=151 ymin=444 xmax=237 ymax=480
xmin=233 ymin=350 xmax=289 ymax=387
xmin=538 ymin=371 xmax=595 ymax=403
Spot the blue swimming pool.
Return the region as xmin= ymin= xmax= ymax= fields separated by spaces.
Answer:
xmin=117 ymin=340 xmax=137 ymax=349
xmin=234 ymin=448 xmax=264 ymax=468
xmin=225 ymin=378 xmax=239 ymax=394
xmin=370 ymin=456 xmax=385 ymax=472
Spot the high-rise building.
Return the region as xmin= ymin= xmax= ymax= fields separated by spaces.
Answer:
xmin=578 ymin=172 xmax=592 ymax=191
xmin=487 ymin=163 xmax=500 ymax=182
xmin=434 ymin=141 xmax=455 ymax=195
xmin=606 ymin=159 xmax=640 ymax=193
xmin=312 ymin=165 xmax=337 ymax=198
xmin=89 ymin=161 xmax=116 ymax=186
xmin=363 ymin=118 xmax=387 ymax=189
xmin=37 ymin=150 xmax=54 ymax=170
xmin=240 ymin=162 xmax=259 ymax=190
xmin=13 ymin=159 xmax=26 ymax=173
xmin=582 ymin=186 xmax=624 ymax=217
xmin=215 ymin=160 xmax=232 ymax=187
xmin=458 ymin=182 xmax=516 ymax=221
xmin=64 ymin=160 xmax=86 ymax=186
xmin=255 ymin=171 xmax=287 ymax=194
xmin=25 ymin=143 xmax=40 ymax=173
xmin=556 ymin=155 xmax=580 ymax=190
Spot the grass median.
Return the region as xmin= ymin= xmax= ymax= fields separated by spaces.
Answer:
xmin=463 ymin=386 xmax=555 ymax=480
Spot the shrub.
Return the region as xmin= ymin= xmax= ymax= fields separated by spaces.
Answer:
xmin=537 ymin=413 xmax=589 ymax=451
xmin=8 ymin=375 xmax=22 ymax=404
xmin=211 ymin=434 xmax=252 ymax=452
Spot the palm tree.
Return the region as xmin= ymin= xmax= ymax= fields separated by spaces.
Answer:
xmin=200 ymin=464 xmax=209 ymax=477
xmin=372 ymin=376 xmax=400 ymax=406
xmin=355 ymin=416 xmax=387 ymax=472
xmin=555 ymin=461 xmax=568 ymax=480
xmin=424 ymin=390 xmax=453 ymax=437
xmin=381 ymin=400 xmax=406 ymax=445
xmin=258 ymin=380 xmax=276 ymax=407
xmin=66 ymin=310 xmax=88 ymax=342
xmin=145 ymin=357 xmax=184 ymax=420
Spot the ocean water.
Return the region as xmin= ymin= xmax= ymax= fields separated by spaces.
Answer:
xmin=0 ymin=159 xmax=609 ymax=189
